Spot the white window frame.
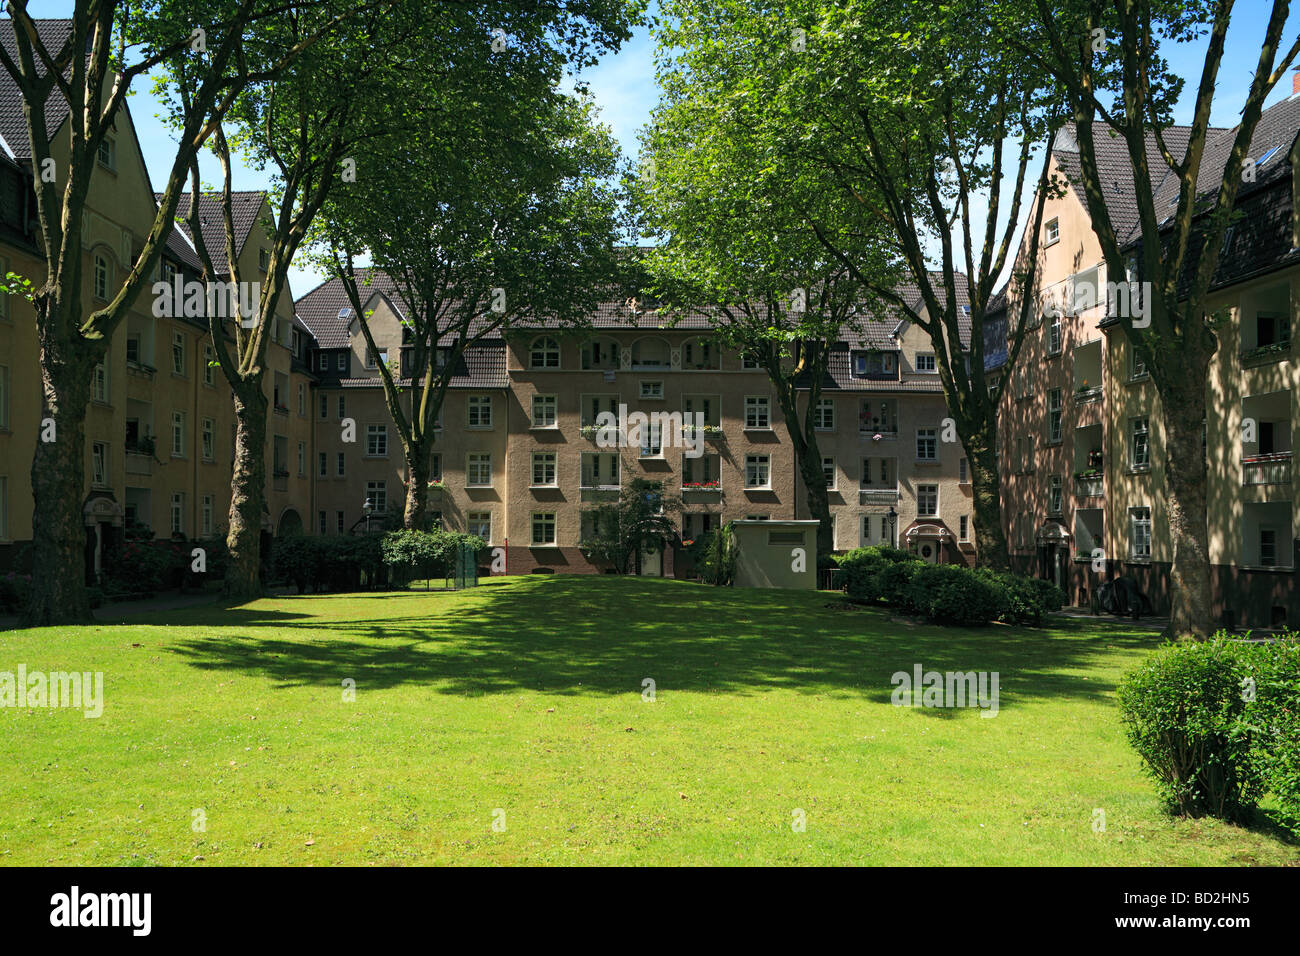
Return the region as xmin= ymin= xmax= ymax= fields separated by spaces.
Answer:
xmin=531 ymin=512 xmax=557 ymax=546
xmin=172 ymin=330 xmax=186 ymax=375
xmin=171 ymin=410 xmax=186 ymax=458
xmin=366 ymin=480 xmax=388 ymax=514
xmin=639 ymin=380 xmax=664 ymax=400
xmin=468 ymin=511 xmax=492 ymax=541
xmin=915 ymin=352 xmax=937 ymax=374
xmin=814 ymin=398 xmax=835 ymax=431
xmin=530 ymin=337 xmax=561 ymax=369
xmin=821 ymin=456 xmax=836 ymax=490
xmin=366 ymin=424 xmax=388 ymax=457
xmin=531 ymin=451 xmax=557 ymax=487
xmin=170 ymin=491 xmax=184 ymax=536
xmin=917 ymin=483 xmax=939 ymax=517
xmin=1045 ymin=217 xmax=1060 ymax=246
xmin=531 ymin=394 xmax=558 ymax=428
xmin=1131 ymin=416 xmax=1150 ymax=469
xmin=745 ymin=396 xmax=770 ymax=429
xmin=1129 ymin=506 xmax=1152 ymax=560
xmin=745 ymin=454 xmax=771 ymax=489
xmin=467 ymin=453 xmax=493 ymax=487
xmin=916 ymin=427 xmax=938 ymax=462
xmin=201 ymin=418 xmax=214 ymax=461
xmin=467 ymin=395 xmax=493 ymax=429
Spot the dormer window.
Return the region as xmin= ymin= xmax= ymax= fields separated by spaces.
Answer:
xmin=852 ymin=350 xmax=898 ymax=380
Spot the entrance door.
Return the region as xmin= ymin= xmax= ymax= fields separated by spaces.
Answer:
xmin=917 ymin=540 xmax=939 ymax=564
xmin=639 ymin=547 xmax=662 ymax=576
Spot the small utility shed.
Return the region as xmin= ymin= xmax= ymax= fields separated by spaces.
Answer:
xmin=731 ymin=520 xmax=819 ymax=590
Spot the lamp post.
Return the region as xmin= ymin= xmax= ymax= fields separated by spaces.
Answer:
xmin=363 ymin=497 xmax=374 ymax=534
xmin=887 ymin=506 xmax=897 ymax=548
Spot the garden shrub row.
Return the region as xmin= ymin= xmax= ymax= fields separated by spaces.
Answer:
xmin=835 ymin=545 xmax=1064 ymax=626
xmin=380 ymin=529 xmax=486 ymax=587
xmin=271 ymin=535 xmax=384 ymax=593
xmin=1118 ymin=632 xmax=1300 ymax=823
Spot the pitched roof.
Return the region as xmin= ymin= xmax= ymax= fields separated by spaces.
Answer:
xmin=332 ymin=342 xmax=509 ymax=391
xmin=164 ymin=191 xmax=267 ymax=265
xmin=0 ymin=19 xmax=77 ymax=160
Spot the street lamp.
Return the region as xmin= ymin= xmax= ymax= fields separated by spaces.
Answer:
xmin=363 ymin=497 xmax=374 ymax=534
xmin=887 ymin=506 xmax=897 ymax=548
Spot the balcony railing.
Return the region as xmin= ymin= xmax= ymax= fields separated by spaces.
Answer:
xmin=859 ymin=424 xmax=898 ymax=440
xmin=681 ymin=424 xmax=725 ymax=442
xmin=1073 ymin=385 xmax=1103 ymax=404
xmin=859 ymin=486 xmax=900 ymax=503
xmin=1074 ymin=473 xmax=1104 ymax=498
xmin=681 ymin=480 xmax=722 ymax=493
xmin=1242 ymin=451 xmax=1292 ymax=486
xmin=125 ymin=451 xmax=152 ymax=476
xmin=1240 ymin=340 xmax=1292 ymax=367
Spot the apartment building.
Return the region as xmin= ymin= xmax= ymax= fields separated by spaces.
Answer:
xmin=997 ymin=90 xmax=1300 ymax=627
xmin=0 ymin=35 xmax=314 ymax=577
xmin=294 ymin=275 xmax=978 ymax=574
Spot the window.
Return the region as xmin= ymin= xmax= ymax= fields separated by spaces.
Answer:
xmin=297 ymin=383 xmax=306 ymax=416
xmin=366 ymin=424 xmax=388 ymax=457
xmin=745 ymin=396 xmax=770 ymax=429
xmin=91 ymin=359 xmax=108 ymax=403
xmin=201 ymin=495 xmax=213 ymax=537
xmin=336 ymin=353 xmax=347 ymax=372
xmin=203 ymin=345 xmax=215 ymax=386
xmin=1130 ymin=348 xmax=1147 ymax=379
xmin=532 ymin=395 xmax=557 ymax=428
xmin=959 ymin=457 xmax=968 ymax=483
xmin=0 ymin=256 xmax=7 ymax=320
xmin=0 ymin=476 xmax=6 ymax=540
xmin=1048 ymin=475 xmax=1063 ymax=515
xmin=97 ymin=135 xmax=116 ymax=170
xmin=91 ymin=442 xmax=108 ymax=487
xmin=814 ymin=398 xmax=835 ymax=431
xmin=1129 ymin=506 xmax=1152 ymax=559
xmin=530 ymin=337 xmax=560 ymax=369
xmin=297 ymin=441 xmax=305 ymax=476
xmin=319 ymin=511 xmax=328 ymax=535
xmin=745 ymin=455 xmax=770 ymax=488
xmin=682 ymin=339 xmax=717 ymax=369
xmin=582 ymin=339 xmax=617 ymax=370
xmin=336 ymin=511 xmax=345 ymax=533
xmin=318 ymin=452 xmax=328 ymax=478
xmin=821 ymin=456 xmax=836 ymax=490
xmin=582 ymin=452 xmax=620 ymax=487
xmin=468 ymin=512 xmax=491 ymax=541
xmin=170 ymin=492 xmax=184 ymax=536
xmin=639 ymin=380 xmax=664 ymax=400
xmin=860 ymin=457 xmax=895 ymax=488
xmin=319 ymin=353 xmax=330 ymax=372
xmin=582 ymin=394 xmax=620 ymax=426
xmin=1045 ymin=217 xmax=1059 ymax=246
xmin=532 ymin=512 xmax=557 ymax=546
xmin=336 ymin=452 xmax=346 ymax=477
xmin=531 ymin=452 xmax=557 ymax=486
xmin=741 ymin=350 xmax=761 ymax=370
xmin=915 ymin=353 xmax=937 ymax=373
xmin=0 ymin=365 xmax=7 ymax=429
xmin=1047 ymin=310 xmax=1062 ymax=355
xmin=93 ymin=254 xmax=109 ymax=300
xmin=201 ymin=418 xmax=214 ymax=461
xmin=852 ymin=350 xmax=899 ymax=379
xmin=917 ymin=483 xmax=938 ymax=517
xmin=171 ymin=411 xmax=186 ymax=457
xmin=430 ymin=453 xmax=442 ymax=481
xmin=320 ymin=393 xmax=329 ymax=419
xmin=639 ymin=422 xmax=663 ymax=457
xmin=366 ymin=481 xmax=387 ymax=514
xmin=959 ymin=515 xmax=969 ymax=542
xmin=365 ymin=345 xmax=388 ymax=370
xmin=1130 ymin=417 xmax=1150 ymax=468
xmin=468 ymin=395 xmax=493 ymax=428
xmin=467 ymin=453 xmax=492 ymax=487
xmin=1048 ymin=388 xmax=1062 ymax=443
xmin=171 ymin=331 xmax=185 ymax=375
xmin=259 ymin=248 xmax=270 ymax=271
xmin=125 ymin=335 xmax=141 ymax=365
xmin=1260 ymin=528 xmax=1278 ymax=567
xmin=916 ymin=427 xmax=937 ymax=461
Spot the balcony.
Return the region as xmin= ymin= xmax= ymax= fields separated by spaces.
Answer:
xmin=681 ymin=424 xmax=725 ymax=442
xmin=1073 ymin=472 xmax=1104 ymax=498
xmin=125 ymin=452 xmax=153 ymax=477
xmin=1240 ymin=340 xmax=1292 ymax=368
xmin=681 ymin=480 xmax=722 ymax=494
xmin=859 ymin=425 xmax=898 ymax=441
xmin=1073 ymin=385 xmax=1102 ymax=404
xmin=859 ymin=485 xmax=901 ymax=504
xmin=1242 ymin=451 xmax=1292 ymax=486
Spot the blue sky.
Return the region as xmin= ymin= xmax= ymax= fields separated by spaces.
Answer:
xmin=14 ymin=0 xmax=1300 ymax=296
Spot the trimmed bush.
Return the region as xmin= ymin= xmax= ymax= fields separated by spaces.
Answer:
xmin=1241 ymin=633 xmax=1300 ymax=819
xmin=906 ymin=564 xmax=1003 ymax=626
xmin=974 ymin=569 xmax=1065 ymax=625
xmin=102 ymin=540 xmax=184 ymax=599
xmin=1118 ymin=635 xmax=1267 ymax=823
xmin=271 ymin=535 xmax=385 ymax=594
xmin=838 ymin=545 xmax=918 ymax=603
xmin=381 ymin=530 xmax=486 ymax=587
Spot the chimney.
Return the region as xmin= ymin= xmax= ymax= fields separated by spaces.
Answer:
xmin=1292 ymin=66 xmax=1300 ymax=95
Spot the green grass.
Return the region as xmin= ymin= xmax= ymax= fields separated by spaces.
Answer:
xmin=1 ymin=576 xmax=1296 ymax=866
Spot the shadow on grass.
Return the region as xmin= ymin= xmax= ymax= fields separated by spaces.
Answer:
xmin=159 ymin=576 xmax=1164 ymax=710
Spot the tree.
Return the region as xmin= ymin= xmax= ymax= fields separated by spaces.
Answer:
xmin=0 ymin=0 xmax=337 ymax=624
xmin=169 ymin=1 xmax=430 ymax=598
xmin=579 ymin=477 xmax=682 ymax=574
xmin=1010 ymin=0 xmax=1300 ymax=636
xmin=308 ymin=2 xmax=632 ymax=530
xmin=636 ymin=18 xmax=900 ymax=556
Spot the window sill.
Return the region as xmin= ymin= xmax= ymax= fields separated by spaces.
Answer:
xmin=201 ymin=456 xmax=215 ymax=465
xmin=530 ymin=424 xmax=560 ymax=431
xmin=1126 ymin=557 xmax=1152 ymax=565
xmin=1126 ymin=466 xmax=1152 ymax=476
xmin=1238 ymin=564 xmax=1295 ymax=573
xmin=914 ymin=459 xmax=940 ymax=466
xmin=466 ymin=425 xmax=494 ymax=431
xmin=1046 ymin=439 xmax=1063 ymax=447
xmin=362 ymin=455 xmax=389 ymax=461
xmin=170 ymin=454 xmax=186 ymax=461
xmin=743 ymin=426 xmax=773 ymax=433
xmin=466 ymin=484 xmax=493 ymax=490
xmin=529 ymin=484 xmax=559 ymax=490
xmin=1126 ymin=373 xmax=1149 ymax=385
xmin=744 ymin=486 xmax=773 ymax=492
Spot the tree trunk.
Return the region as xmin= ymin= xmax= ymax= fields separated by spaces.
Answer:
xmin=1160 ymin=376 xmax=1214 ymax=638
xmin=775 ymin=387 xmax=833 ymax=555
xmin=403 ymin=439 xmax=429 ymax=530
xmin=966 ymin=429 xmax=1010 ymax=571
xmin=225 ymin=382 xmax=268 ymax=599
xmin=23 ymin=316 xmax=95 ymax=626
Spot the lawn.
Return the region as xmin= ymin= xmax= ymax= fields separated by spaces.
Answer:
xmin=1 ymin=575 xmax=1296 ymax=866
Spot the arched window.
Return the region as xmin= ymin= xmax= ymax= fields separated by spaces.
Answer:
xmin=93 ymin=254 xmax=110 ymax=301
xmin=529 ymin=336 xmax=560 ymax=369
xmin=631 ymin=337 xmax=670 ymax=368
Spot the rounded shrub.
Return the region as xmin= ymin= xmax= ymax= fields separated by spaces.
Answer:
xmin=973 ymin=568 xmax=1065 ymax=625
xmin=906 ymin=564 xmax=1002 ymax=626
xmin=1117 ymin=635 xmax=1267 ymax=823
